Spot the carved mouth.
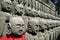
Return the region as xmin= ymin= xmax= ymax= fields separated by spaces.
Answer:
xmin=19 ymin=30 xmax=22 ymax=33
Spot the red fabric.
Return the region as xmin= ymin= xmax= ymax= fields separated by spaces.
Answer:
xmin=0 ymin=34 xmax=25 ymax=40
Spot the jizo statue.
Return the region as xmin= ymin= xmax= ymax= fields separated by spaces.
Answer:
xmin=8 ymin=16 xmax=26 ymax=35
xmin=26 ymin=18 xmax=40 ymax=40
xmin=32 ymin=1 xmax=39 ymax=17
xmin=39 ymin=19 xmax=50 ymax=40
xmin=28 ymin=18 xmax=40 ymax=34
xmin=32 ymin=8 xmax=37 ymax=17
xmin=0 ymin=16 xmax=26 ymax=40
xmin=25 ymin=7 xmax=32 ymax=16
xmin=46 ymin=20 xmax=56 ymax=40
xmin=33 ymin=17 xmax=45 ymax=40
xmin=1 ymin=0 xmax=12 ymax=12
xmin=49 ymin=28 xmax=54 ymax=40
xmin=36 ymin=3 xmax=41 ymax=17
xmin=0 ymin=0 xmax=12 ymax=37
xmin=53 ymin=28 xmax=56 ymax=40
xmin=51 ymin=27 xmax=56 ymax=40
xmin=15 ymin=4 xmax=24 ymax=16
xmin=47 ymin=21 xmax=54 ymax=40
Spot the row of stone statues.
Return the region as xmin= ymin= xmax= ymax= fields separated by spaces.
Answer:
xmin=1 ymin=16 xmax=60 ymax=40
xmin=0 ymin=0 xmax=59 ymax=20
xmin=0 ymin=0 xmax=60 ymax=40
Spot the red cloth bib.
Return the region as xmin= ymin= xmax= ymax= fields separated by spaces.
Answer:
xmin=0 ymin=34 xmax=25 ymax=40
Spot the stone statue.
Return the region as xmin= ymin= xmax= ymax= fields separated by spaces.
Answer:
xmin=0 ymin=16 xmax=26 ymax=40
xmin=32 ymin=8 xmax=38 ymax=17
xmin=26 ymin=18 xmax=40 ymax=40
xmin=1 ymin=0 xmax=12 ymax=12
xmin=15 ymin=3 xmax=24 ymax=16
xmin=49 ymin=28 xmax=54 ymax=40
xmin=55 ymin=26 xmax=60 ymax=39
xmin=34 ymin=17 xmax=45 ymax=40
xmin=46 ymin=20 xmax=56 ymax=40
xmin=0 ymin=0 xmax=12 ymax=36
xmin=52 ymin=27 xmax=56 ymax=40
xmin=8 ymin=16 xmax=26 ymax=35
xmin=38 ymin=18 xmax=56 ymax=40
xmin=25 ymin=7 xmax=32 ymax=16
xmin=0 ymin=17 xmax=6 ymax=37
xmin=39 ymin=19 xmax=50 ymax=40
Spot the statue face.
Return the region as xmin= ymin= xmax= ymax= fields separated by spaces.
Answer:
xmin=15 ymin=4 xmax=24 ymax=14
xmin=32 ymin=8 xmax=37 ymax=16
xmin=2 ymin=0 xmax=12 ymax=11
xmin=9 ymin=17 xmax=26 ymax=35
xmin=28 ymin=18 xmax=40 ymax=33
xmin=26 ymin=7 xmax=32 ymax=15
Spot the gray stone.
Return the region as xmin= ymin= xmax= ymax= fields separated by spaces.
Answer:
xmin=15 ymin=4 xmax=24 ymax=15
xmin=26 ymin=18 xmax=40 ymax=40
xmin=0 ymin=17 xmax=6 ymax=36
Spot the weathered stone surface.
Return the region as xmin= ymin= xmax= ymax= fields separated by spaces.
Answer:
xmin=37 ymin=32 xmax=45 ymax=40
xmin=15 ymin=4 xmax=24 ymax=15
xmin=0 ymin=17 xmax=6 ymax=36
xmin=0 ymin=11 xmax=12 ymax=36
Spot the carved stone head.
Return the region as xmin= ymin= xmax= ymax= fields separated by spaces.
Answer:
xmin=9 ymin=16 xmax=26 ymax=35
xmin=32 ymin=8 xmax=37 ymax=16
xmin=2 ymin=0 xmax=12 ymax=11
xmin=25 ymin=7 xmax=32 ymax=16
xmin=15 ymin=4 xmax=24 ymax=15
xmin=39 ymin=19 xmax=48 ymax=30
xmin=28 ymin=18 xmax=40 ymax=33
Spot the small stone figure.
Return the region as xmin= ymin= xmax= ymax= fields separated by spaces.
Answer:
xmin=42 ymin=21 xmax=50 ymax=40
xmin=32 ymin=8 xmax=37 ymax=17
xmin=1 ymin=0 xmax=12 ymax=12
xmin=0 ymin=0 xmax=13 ymax=37
xmin=15 ymin=4 xmax=24 ymax=16
xmin=34 ymin=17 xmax=45 ymax=40
xmin=39 ymin=19 xmax=50 ymax=40
xmin=26 ymin=18 xmax=40 ymax=40
xmin=0 ymin=16 xmax=26 ymax=40
xmin=25 ymin=7 xmax=32 ymax=16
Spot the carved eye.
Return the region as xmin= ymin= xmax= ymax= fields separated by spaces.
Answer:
xmin=28 ymin=9 xmax=31 ymax=11
xmin=20 ymin=7 xmax=23 ymax=10
xmin=36 ymin=25 xmax=39 ymax=26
